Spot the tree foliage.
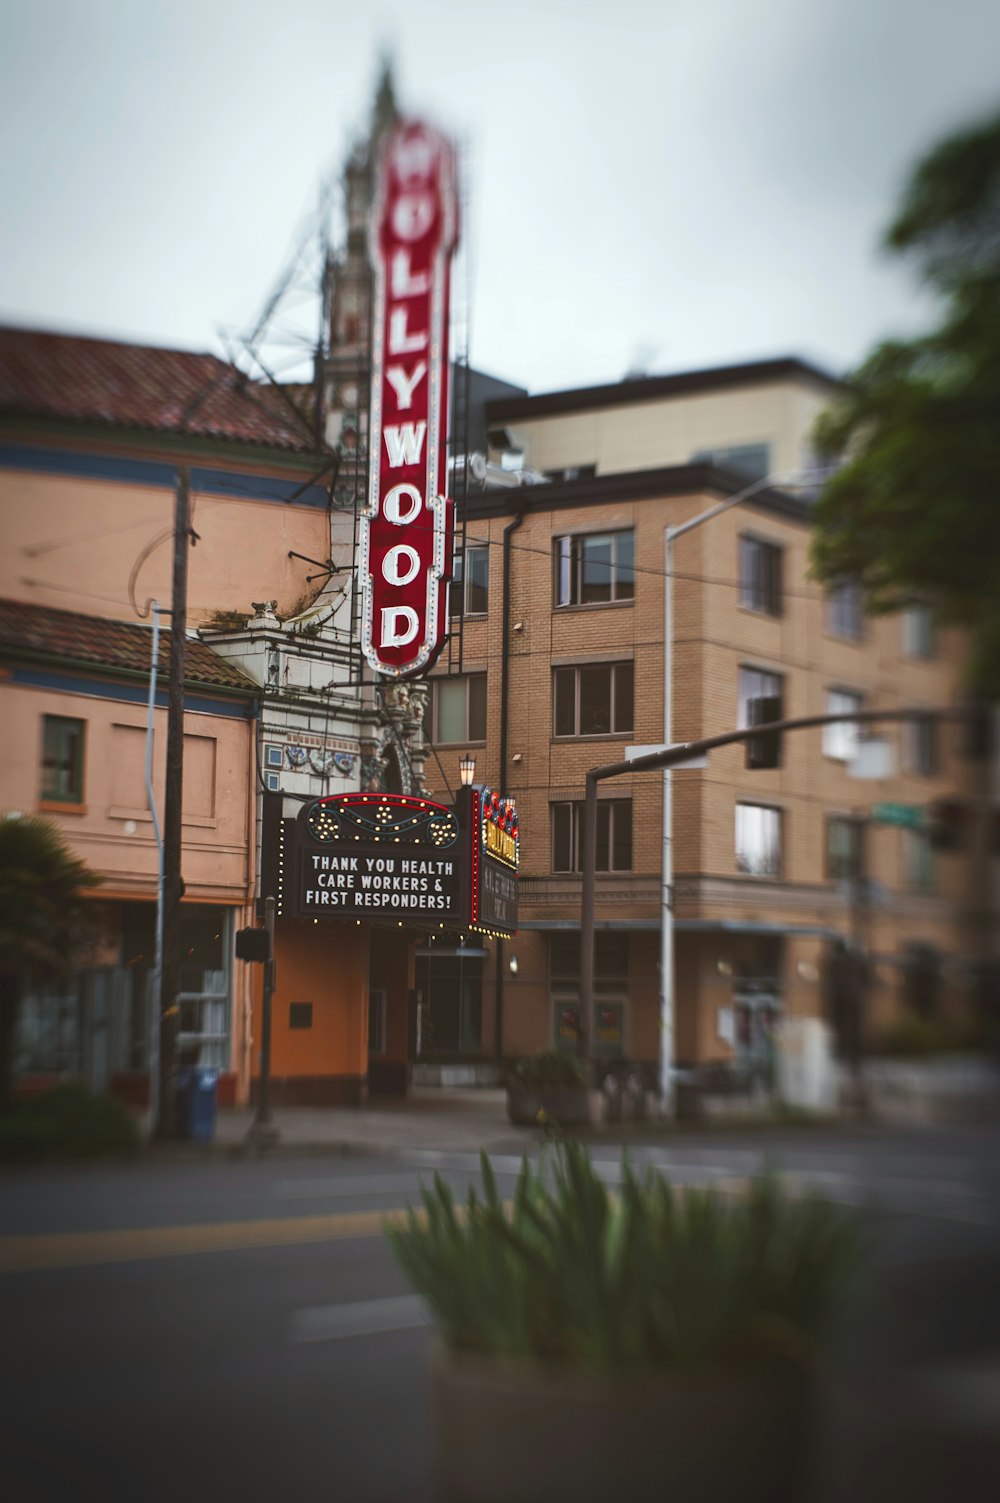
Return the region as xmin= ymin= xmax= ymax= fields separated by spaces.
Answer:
xmin=810 ymin=110 xmax=1000 ymax=694
xmin=0 ymin=815 xmax=100 ymax=1104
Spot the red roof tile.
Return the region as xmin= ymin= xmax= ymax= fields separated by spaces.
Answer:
xmin=0 ymin=597 xmax=256 ymax=695
xmin=0 ymin=326 xmax=316 ymax=453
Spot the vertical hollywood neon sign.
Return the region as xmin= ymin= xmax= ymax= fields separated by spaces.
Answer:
xmin=361 ymin=120 xmax=458 ymax=678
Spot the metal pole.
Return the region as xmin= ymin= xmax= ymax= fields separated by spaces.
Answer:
xmin=660 ymin=528 xmax=676 ymax=1113
xmin=579 ymin=772 xmax=599 ymax=1082
xmin=655 ymin=470 xmax=822 ymax=1116
xmin=144 ymin=602 xmax=164 ymax=1138
xmin=155 ymin=471 xmax=191 ymax=1139
xmin=256 ymin=895 xmax=276 ymax=1128
xmin=847 ymin=812 xmax=869 ymax=1109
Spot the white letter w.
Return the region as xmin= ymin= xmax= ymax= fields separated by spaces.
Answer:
xmin=384 ymin=423 xmax=427 ymax=467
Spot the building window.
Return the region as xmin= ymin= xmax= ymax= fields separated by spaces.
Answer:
xmin=738 ymin=535 xmax=783 ymax=616
xmin=903 ymin=714 xmax=938 ymax=776
xmin=554 ymin=662 xmax=634 ymax=737
xmin=289 ymin=1002 xmax=313 ymax=1030
xmin=451 ymin=544 xmax=489 ymax=617
xmin=903 ymin=828 xmax=935 ymax=892
xmin=826 ymin=579 xmax=864 ymax=640
xmin=902 ymin=604 xmax=934 ymax=659
xmin=691 ymin=442 xmax=771 ymax=483
xmin=554 ymin=531 xmax=635 ymax=607
xmin=428 ymin=674 xmax=487 ymax=743
xmin=41 ymin=716 xmax=85 ymax=804
xmin=414 ymin=954 xmax=482 ymax=1053
xmin=550 ymin=931 xmax=628 ymax=1057
xmin=551 ymin=800 xmax=632 ymax=873
xmin=736 ymin=803 xmax=782 ymax=877
xmin=826 ymin=816 xmax=862 ymax=881
xmin=823 ymin=689 xmax=863 ymax=762
xmin=737 ymin=666 xmax=783 ymax=730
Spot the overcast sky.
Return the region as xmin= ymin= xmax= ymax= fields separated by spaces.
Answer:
xmin=1 ymin=0 xmax=997 ymax=394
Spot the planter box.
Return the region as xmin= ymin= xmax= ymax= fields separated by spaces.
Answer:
xmin=863 ymin=1055 xmax=1000 ymax=1125
xmin=506 ymin=1087 xmax=598 ymax=1127
xmin=432 ymin=1345 xmax=812 ymax=1503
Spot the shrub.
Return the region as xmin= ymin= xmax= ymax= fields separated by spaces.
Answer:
xmin=0 ymin=1084 xmax=140 ymax=1158
xmin=387 ymin=1140 xmax=861 ymax=1376
xmin=506 ymin=1051 xmax=586 ymax=1091
xmin=876 ymin=1013 xmax=986 ymax=1058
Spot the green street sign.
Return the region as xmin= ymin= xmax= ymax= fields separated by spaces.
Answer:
xmin=872 ymin=801 xmax=925 ymax=830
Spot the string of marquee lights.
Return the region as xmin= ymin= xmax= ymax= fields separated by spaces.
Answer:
xmin=303 ymin=792 xmax=458 ymax=848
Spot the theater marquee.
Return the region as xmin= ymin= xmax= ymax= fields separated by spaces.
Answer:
xmin=276 ymin=791 xmax=517 ymax=938
xmin=359 ymin=118 xmax=458 ymax=679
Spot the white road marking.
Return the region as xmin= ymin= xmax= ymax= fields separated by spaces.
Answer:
xmin=288 ymin=1294 xmax=431 ymax=1345
xmin=274 ymin=1173 xmax=425 ymax=1201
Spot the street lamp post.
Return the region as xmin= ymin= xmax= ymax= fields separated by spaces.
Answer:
xmin=658 ymin=470 xmax=821 ymax=1113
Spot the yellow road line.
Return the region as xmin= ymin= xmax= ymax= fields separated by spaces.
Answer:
xmin=0 ymin=1206 xmax=419 ymax=1275
xmin=0 ymin=1178 xmax=754 ymax=1277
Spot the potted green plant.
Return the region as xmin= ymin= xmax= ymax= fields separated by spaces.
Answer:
xmin=504 ymin=1050 xmax=593 ymax=1127
xmin=387 ymin=1140 xmax=861 ymax=1503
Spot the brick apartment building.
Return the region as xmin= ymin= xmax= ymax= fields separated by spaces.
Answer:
xmin=421 ymin=357 xmax=974 ymax=1080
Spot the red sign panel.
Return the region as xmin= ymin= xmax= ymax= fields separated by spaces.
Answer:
xmin=361 ymin=120 xmax=458 ymax=678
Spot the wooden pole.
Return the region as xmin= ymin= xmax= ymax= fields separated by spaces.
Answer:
xmin=155 ymin=470 xmax=190 ymax=1139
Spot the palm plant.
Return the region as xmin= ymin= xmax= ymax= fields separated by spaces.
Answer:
xmin=388 ymin=1140 xmax=861 ymax=1376
xmin=0 ymin=815 xmax=100 ymax=1106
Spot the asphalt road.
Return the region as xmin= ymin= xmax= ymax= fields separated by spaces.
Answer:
xmin=2 ymin=1126 xmax=999 ymax=1502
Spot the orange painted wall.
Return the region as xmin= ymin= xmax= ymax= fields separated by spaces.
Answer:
xmin=254 ymin=918 xmax=370 ymax=1080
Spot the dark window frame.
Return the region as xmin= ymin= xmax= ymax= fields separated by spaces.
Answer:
xmin=553 ymin=661 xmax=634 ymax=738
xmin=738 ymin=534 xmax=783 ymax=616
xmin=905 ymin=714 xmax=939 ymax=777
xmin=554 ymin=531 xmax=635 ymax=608
xmin=40 ymin=714 xmax=86 ymax=806
xmin=551 ymin=798 xmax=633 ymax=873
xmin=450 ymin=543 xmax=489 ymax=618
xmin=826 ymin=579 xmax=864 ymax=641
xmin=825 ymin=815 xmax=862 ymax=881
xmin=735 ymin=801 xmax=783 ymax=878
xmin=737 ymin=665 xmax=784 ymax=731
xmin=428 ymin=673 xmax=487 ymax=744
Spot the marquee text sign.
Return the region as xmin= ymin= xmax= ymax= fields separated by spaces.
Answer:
xmin=276 ymin=791 xmax=518 ymax=937
xmin=279 ymin=794 xmax=462 ymax=923
xmin=360 ymin=119 xmax=458 ymax=678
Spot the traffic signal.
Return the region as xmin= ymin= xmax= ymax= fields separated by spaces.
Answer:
xmin=745 ymin=696 xmax=783 ymax=769
xmin=926 ymin=797 xmax=966 ymax=851
xmin=235 ymin=927 xmax=271 ymax=962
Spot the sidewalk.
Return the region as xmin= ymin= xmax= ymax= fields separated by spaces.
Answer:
xmin=208 ymin=1088 xmax=530 ymax=1157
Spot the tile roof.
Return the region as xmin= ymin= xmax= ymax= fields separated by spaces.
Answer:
xmin=0 ymin=326 xmax=316 ymax=453
xmin=0 ymin=597 xmax=256 ymax=695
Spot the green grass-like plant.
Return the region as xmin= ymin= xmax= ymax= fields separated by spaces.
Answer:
xmin=0 ymin=1084 xmax=140 ymax=1158
xmin=387 ymin=1141 xmax=861 ymax=1375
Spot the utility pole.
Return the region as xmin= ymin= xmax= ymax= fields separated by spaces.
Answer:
xmin=247 ymin=896 xmax=280 ymax=1145
xmin=846 ymin=811 xmax=869 ymax=1111
xmin=155 ymin=470 xmax=191 ymax=1139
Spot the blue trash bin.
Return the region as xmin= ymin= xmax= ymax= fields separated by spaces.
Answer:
xmin=176 ymin=1067 xmax=219 ymax=1142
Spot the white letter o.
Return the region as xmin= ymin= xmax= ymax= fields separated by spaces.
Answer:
xmin=392 ymin=191 xmax=435 ymax=242
xmin=382 ymin=545 xmax=421 ymax=587
xmin=383 ymin=483 xmax=422 ymax=526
